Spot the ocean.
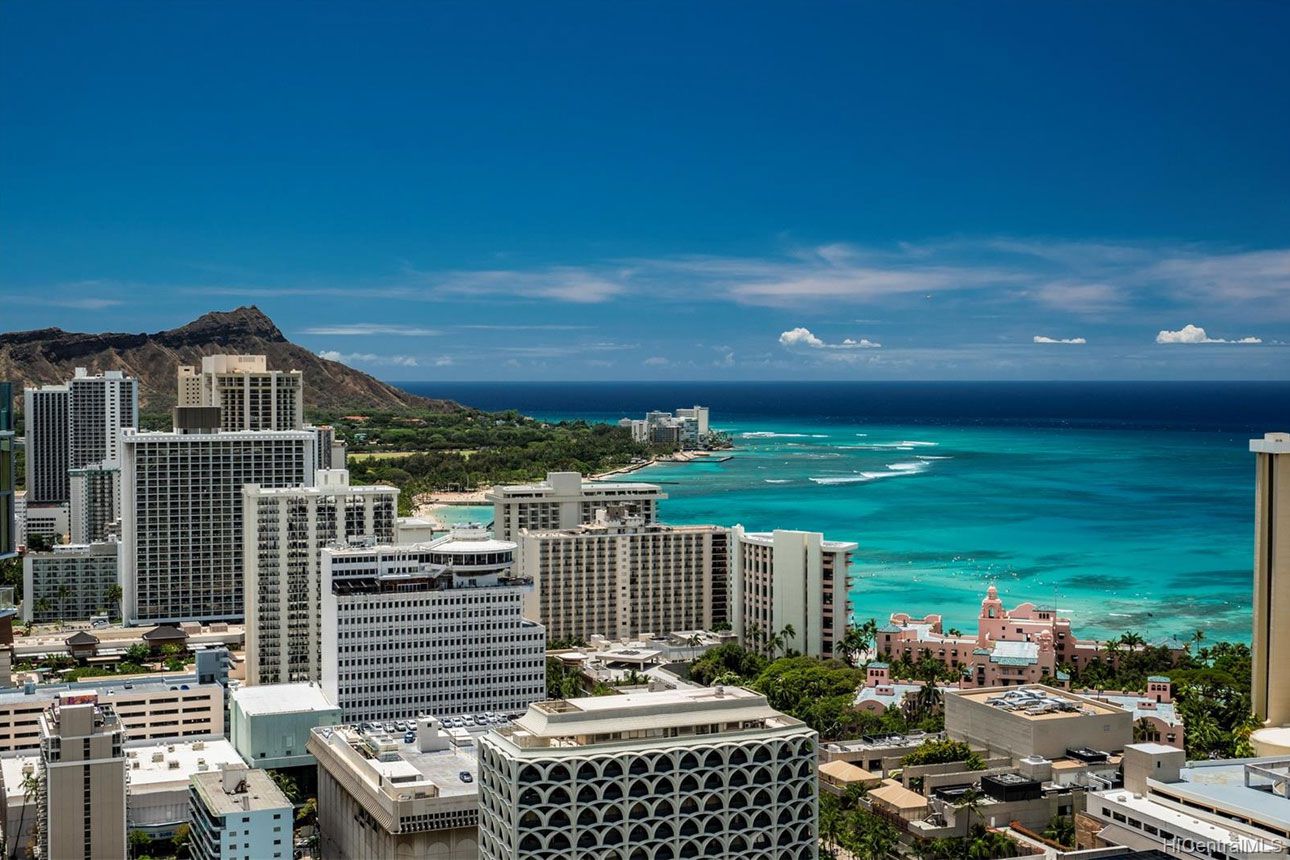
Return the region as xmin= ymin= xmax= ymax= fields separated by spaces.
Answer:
xmin=402 ymin=381 xmax=1290 ymax=643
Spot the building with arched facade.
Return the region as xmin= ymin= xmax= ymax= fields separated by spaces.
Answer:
xmin=476 ymin=686 xmax=819 ymax=860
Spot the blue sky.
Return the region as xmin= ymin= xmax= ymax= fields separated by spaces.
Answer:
xmin=3 ymin=1 xmax=1289 ymax=381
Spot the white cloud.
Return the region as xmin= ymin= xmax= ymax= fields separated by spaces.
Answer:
xmin=714 ymin=352 xmax=735 ymax=368
xmin=779 ymin=327 xmax=881 ymax=350
xmin=302 ymin=323 xmax=440 ymax=336
xmin=432 ymin=356 xmax=454 ymax=367
xmin=1033 ymin=336 xmax=1087 ymax=345
xmin=643 ymin=356 xmax=669 ymax=366
xmin=1155 ymin=324 xmax=1262 ymax=345
xmin=318 ymin=351 xmax=420 ymax=366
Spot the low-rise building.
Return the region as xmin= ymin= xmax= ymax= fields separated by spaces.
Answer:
xmin=0 ymin=678 xmax=225 ymax=753
xmin=21 ymin=540 xmax=120 ymax=623
xmin=945 ymin=686 xmax=1133 ymax=764
xmin=229 ymin=682 xmax=341 ymax=769
xmin=879 ymin=586 xmax=1185 ymax=688
xmin=477 ymin=686 xmax=819 ymax=860
xmin=3 ymin=736 xmax=248 ymax=848
xmin=1080 ymin=677 xmax=1185 ymax=750
xmin=308 ymin=718 xmax=480 ymax=859
xmin=189 ymin=764 xmax=293 ymax=860
xmin=1081 ymin=744 xmax=1290 ymax=858
xmin=853 ymin=662 xmax=960 ymax=715
xmin=21 ymin=502 xmax=68 ymax=546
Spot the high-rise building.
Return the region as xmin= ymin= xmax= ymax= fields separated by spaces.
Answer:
xmin=320 ymin=530 xmax=546 ymax=724
xmin=67 ymin=367 xmax=138 ymax=470
xmin=518 ymin=512 xmax=729 ymax=642
xmin=1251 ymin=432 xmax=1290 ymax=757
xmin=188 ymin=765 xmax=292 ymax=860
xmin=242 ymin=470 xmax=398 ymax=685
xmin=306 ymin=423 xmax=346 ymax=470
xmin=477 ymin=686 xmax=820 ymax=860
xmin=178 ymin=355 xmax=304 ymax=432
xmin=120 ymin=426 xmax=315 ymax=624
xmin=308 ymin=719 xmax=480 ymax=859
xmin=0 ymin=381 xmax=14 ymax=559
xmin=730 ymin=526 xmax=857 ymax=659
xmin=488 ymin=471 xmax=667 ymax=542
xmin=22 ymin=541 xmax=120 ymax=623
xmin=36 ymin=696 xmax=127 ymax=860
xmin=23 ymin=383 xmax=70 ymax=504
xmin=69 ymin=462 xmax=120 ymax=544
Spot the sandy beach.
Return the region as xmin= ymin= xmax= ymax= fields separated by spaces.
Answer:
xmin=410 ymin=451 xmax=725 ymax=525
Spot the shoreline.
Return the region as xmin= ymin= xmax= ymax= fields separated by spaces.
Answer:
xmin=410 ymin=450 xmax=729 ymax=524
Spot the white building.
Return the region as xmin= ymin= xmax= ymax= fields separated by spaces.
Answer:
xmin=22 ymin=541 xmax=120 ymax=623
xmin=488 ymin=471 xmax=667 ymax=542
xmin=306 ymin=423 xmax=346 ymax=470
xmin=67 ymin=367 xmax=138 ymax=471
xmin=188 ymin=765 xmax=292 ymax=860
xmin=242 ymin=470 xmax=398 ymax=685
xmin=477 ymin=686 xmax=820 ymax=860
xmin=120 ymin=426 xmax=315 ymax=624
xmin=518 ymin=513 xmax=729 ymax=642
xmin=1082 ymin=744 xmax=1289 ymax=858
xmin=178 ymin=354 xmax=304 ymax=432
xmin=730 ymin=526 xmax=857 ymax=659
xmin=320 ymin=530 xmax=546 ymax=724
xmin=69 ymin=462 xmax=120 ymax=544
xmin=620 ymin=405 xmax=711 ymax=448
xmin=308 ymin=719 xmax=480 ymax=859
xmin=22 ymin=384 xmax=69 ymax=504
xmin=1 ymin=417 xmax=15 ymax=559
xmin=20 ymin=502 xmax=67 ymax=547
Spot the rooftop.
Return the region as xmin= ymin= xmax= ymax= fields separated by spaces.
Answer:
xmin=497 ymin=686 xmax=805 ymax=748
xmin=309 ymin=724 xmax=479 ymax=802
xmin=1099 ymin=783 xmax=1288 ymax=852
xmin=122 ymin=738 xmax=245 ymax=790
xmin=231 ymin=682 xmax=339 ymax=716
xmin=988 ymin=640 xmax=1040 ymax=666
xmin=955 ymin=686 xmax=1124 ymax=720
xmin=191 ymin=767 xmax=291 ymax=817
xmin=738 ymin=530 xmax=859 ymax=551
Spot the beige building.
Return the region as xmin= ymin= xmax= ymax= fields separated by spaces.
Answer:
xmin=242 ymin=469 xmax=398 ymax=685
xmin=487 ymin=471 xmax=667 ymax=542
xmin=730 ymin=526 xmax=856 ymax=659
xmin=518 ymin=514 xmax=729 ymax=642
xmin=944 ymin=686 xmax=1132 ymax=763
xmin=1251 ymin=432 xmax=1290 ymax=757
xmin=0 ymin=683 xmax=225 ymax=753
xmin=308 ymin=719 xmax=480 ymax=859
xmin=178 ymin=354 xmax=304 ymax=432
xmin=37 ymin=696 xmax=127 ymax=860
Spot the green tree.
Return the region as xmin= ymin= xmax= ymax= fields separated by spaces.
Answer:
xmin=170 ymin=822 xmax=191 ymax=858
xmin=127 ymin=829 xmax=153 ymax=859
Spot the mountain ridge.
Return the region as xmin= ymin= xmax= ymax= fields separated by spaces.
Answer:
xmin=0 ymin=306 xmax=454 ymax=414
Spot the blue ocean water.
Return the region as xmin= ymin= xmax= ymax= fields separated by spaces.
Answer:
xmin=404 ymin=381 xmax=1290 ymax=643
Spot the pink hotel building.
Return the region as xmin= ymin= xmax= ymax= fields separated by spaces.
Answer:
xmin=877 ymin=586 xmax=1185 ymax=689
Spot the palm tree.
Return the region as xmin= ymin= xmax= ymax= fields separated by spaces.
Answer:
xmin=779 ymin=624 xmax=797 ymax=657
xmin=686 ymin=633 xmax=702 ymax=662
xmin=1120 ymin=631 xmax=1146 ymax=652
xmin=745 ymin=623 xmax=765 ymax=654
xmin=1133 ymin=717 xmax=1160 ymax=743
xmin=12 ymin=770 xmax=40 ymax=860
xmin=957 ymin=787 xmax=985 ymax=837
xmin=105 ymin=583 xmax=123 ymax=620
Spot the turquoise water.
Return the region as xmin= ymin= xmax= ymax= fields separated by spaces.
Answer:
xmin=630 ymin=419 xmax=1254 ymax=643
xmin=404 ymin=381 xmax=1275 ymax=645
